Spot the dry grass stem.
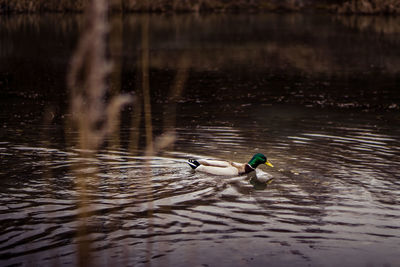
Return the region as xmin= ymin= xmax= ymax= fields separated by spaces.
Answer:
xmin=66 ymin=0 xmax=131 ymax=265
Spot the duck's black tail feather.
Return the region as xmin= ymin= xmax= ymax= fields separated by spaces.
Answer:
xmin=187 ymin=159 xmax=200 ymax=169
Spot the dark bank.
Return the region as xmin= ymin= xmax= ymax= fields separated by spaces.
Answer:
xmin=1 ymin=0 xmax=400 ymax=14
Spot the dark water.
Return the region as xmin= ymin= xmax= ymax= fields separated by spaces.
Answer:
xmin=1 ymin=14 xmax=400 ymax=266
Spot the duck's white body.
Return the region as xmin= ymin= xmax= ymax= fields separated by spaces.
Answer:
xmin=188 ymin=158 xmax=254 ymax=176
xmin=195 ymin=159 xmax=246 ymax=176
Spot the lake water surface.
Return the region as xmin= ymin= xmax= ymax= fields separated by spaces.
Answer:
xmin=1 ymin=13 xmax=400 ymax=266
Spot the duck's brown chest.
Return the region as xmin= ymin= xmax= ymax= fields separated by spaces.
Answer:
xmin=243 ymin=164 xmax=255 ymax=174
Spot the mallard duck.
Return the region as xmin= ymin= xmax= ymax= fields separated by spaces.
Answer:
xmin=187 ymin=153 xmax=273 ymax=177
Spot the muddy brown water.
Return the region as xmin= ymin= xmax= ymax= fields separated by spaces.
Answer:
xmin=1 ymin=13 xmax=400 ymax=266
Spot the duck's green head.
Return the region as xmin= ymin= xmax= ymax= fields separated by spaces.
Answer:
xmin=248 ymin=153 xmax=274 ymax=169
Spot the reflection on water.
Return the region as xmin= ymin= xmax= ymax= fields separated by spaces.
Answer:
xmin=1 ymin=13 xmax=400 ymax=267
xmin=2 ymin=13 xmax=400 ymax=111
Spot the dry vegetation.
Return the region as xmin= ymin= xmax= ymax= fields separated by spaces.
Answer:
xmin=65 ymin=0 xmax=188 ymax=262
xmin=0 ymin=0 xmax=86 ymax=12
xmin=3 ymin=0 xmax=399 ymax=14
xmin=334 ymin=0 xmax=400 ymax=14
xmin=0 ymin=0 xmax=305 ymax=13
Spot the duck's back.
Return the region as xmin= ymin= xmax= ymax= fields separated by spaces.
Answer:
xmin=197 ymin=159 xmax=231 ymax=167
xmin=196 ymin=164 xmax=239 ymax=176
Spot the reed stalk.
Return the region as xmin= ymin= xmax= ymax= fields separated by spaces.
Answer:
xmin=66 ymin=0 xmax=131 ymax=265
xmin=66 ymin=0 xmax=189 ymax=264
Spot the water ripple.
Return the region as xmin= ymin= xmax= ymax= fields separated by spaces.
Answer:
xmin=1 ymin=111 xmax=400 ymax=266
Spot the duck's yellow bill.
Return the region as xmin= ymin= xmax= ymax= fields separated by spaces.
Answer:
xmin=265 ymin=160 xmax=274 ymax=168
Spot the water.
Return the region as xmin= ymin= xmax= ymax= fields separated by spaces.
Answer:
xmin=1 ymin=13 xmax=400 ymax=266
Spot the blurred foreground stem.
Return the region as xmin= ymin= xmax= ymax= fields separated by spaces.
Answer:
xmin=67 ymin=0 xmax=131 ymax=265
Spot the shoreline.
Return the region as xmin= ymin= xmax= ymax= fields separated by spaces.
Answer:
xmin=1 ymin=1 xmax=400 ymax=15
